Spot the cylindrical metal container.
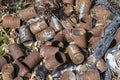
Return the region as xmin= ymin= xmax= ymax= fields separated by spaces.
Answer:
xmin=67 ymin=42 xmax=84 ymax=64
xmin=8 ymin=43 xmax=25 ymax=60
xmin=62 ymin=0 xmax=75 ymax=5
xmin=14 ymin=76 xmax=23 ymax=80
xmin=35 ymin=27 xmax=56 ymax=43
xmin=71 ymin=28 xmax=87 ymax=48
xmin=23 ymin=50 xmax=41 ymax=69
xmin=63 ymin=4 xmax=73 ymax=16
xmin=29 ymin=19 xmax=48 ymax=34
xmin=115 ymin=28 xmax=120 ymax=43
xmin=40 ymin=46 xmax=66 ymax=70
xmin=1 ymin=64 xmax=14 ymax=80
xmin=18 ymin=6 xmax=37 ymax=20
xmin=2 ymin=15 xmax=20 ymax=28
xmin=19 ymin=25 xmax=33 ymax=44
xmin=0 ymin=56 xmax=8 ymax=71
xmin=60 ymin=71 xmax=76 ymax=80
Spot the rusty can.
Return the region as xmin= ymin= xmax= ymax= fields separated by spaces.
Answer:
xmin=115 ymin=27 xmax=120 ymax=43
xmin=88 ymin=26 xmax=104 ymax=37
xmin=63 ymin=4 xmax=74 ymax=16
xmin=62 ymin=0 xmax=75 ymax=5
xmin=91 ymin=5 xmax=111 ymax=20
xmin=29 ymin=19 xmax=48 ymax=34
xmin=40 ymin=46 xmax=66 ymax=70
xmin=35 ymin=27 xmax=56 ymax=43
xmin=67 ymin=42 xmax=84 ymax=64
xmin=13 ymin=61 xmax=29 ymax=77
xmin=75 ymin=0 xmax=92 ymax=20
xmin=63 ymin=30 xmax=73 ymax=42
xmin=60 ymin=71 xmax=76 ymax=80
xmin=18 ymin=6 xmax=37 ymax=20
xmin=1 ymin=64 xmax=14 ymax=80
xmin=2 ymin=15 xmax=20 ymax=28
xmin=71 ymin=28 xmax=87 ymax=48
xmin=96 ymin=59 xmax=107 ymax=72
xmin=49 ymin=16 xmax=63 ymax=32
xmin=52 ymin=31 xmax=65 ymax=48
xmin=8 ymin=43 xmax=25 ymax=60
xmin=14 ymin=76 xmax=23 ymax=80
xmin=23 ymin=50 xmax=41 ymax=69
xmin=19 ymin=25 xmax=33 ymax=44
xmin=76 ymin=69 xmax=100 ymax=80
xmin=44 ymin=0 xmax=58 ymax=8
xmin=0 ymin=56 xmax=8 ymax=71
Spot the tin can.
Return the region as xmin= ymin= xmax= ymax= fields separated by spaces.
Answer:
xmin=115 ymin=28 xmax=120 ymax=43
xmin=8 ymin=43 xmax=25 ymax=60
xmin=2 ymin=15 xmax=20 ymax=28
xmin=35 ymin=27 xmax=56 ymax=43
xmin=19 ymin=25 xmax=33 ymax=44
xmin=67 ymin=42 xmax=84 ymax=64
xmin=23 ymin=50 xmax=41 ymax=69
xmin=63 ymin=4 xmax=74 ymax=16
xmin=62 ymin=0 xmax=75 ymax=5
xmin=71 ymin=28 xmax=87 ymax=48
xmin=29 ymin=19 xmax=48 ymax=34
xmin=14 ymin=76 xmax=23 ymax=80
xmin=18 ymin=6 xmax=37 ymax=20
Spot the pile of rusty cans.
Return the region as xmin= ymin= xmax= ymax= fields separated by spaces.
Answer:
xmin=0 ymin=0 xmax=120 ymax=80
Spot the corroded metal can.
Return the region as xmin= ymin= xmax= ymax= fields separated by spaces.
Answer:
xmin=40 ymin=46 xmax=66 ymax=70
xmin=23 ymin=50 xmax=41 ymax=69
xmin=35 ymin=27 xmax=56 ymax=43
xmin=60 ymin=71 xmax=76 ymax=80
xmin=76 ymin=69 xmax=100 ymax=80
xmin=8 ymin=43 xmax=25 ymax=60
xmin=63 ymin=4 xmax=74 ymax=16
xmin=18 ymin=6 xmax=37 ymax=20
xmin=52 ymin=31 xmax=65 ymax=48
xmin=89 ymin=26 xmax=104 ymax=37
xmin=1 ymin=64 xmax=14 ymax=80
xmin=75 ymin=0 xmax=92 ymax=20
xmin=2 ymin=15 xmax=20 ymax=28
xmin=67 ymin=42 xmax=84 ymax=64
xmin=63 ymin=30 xmax=73 ymax=42
xmin=91 ymin=5 xmax=111 ymax=20
xmin=0 ymin=56 xmax=7 ymax=71
xmin=115 ymin=27 xmax=120 ymax=43
xmin=49 ymin=16 xmax=63 ymax=32
xmin=29 ymin=19 xmax=48 ymax=34
xmin=71 ymin=28 xmax=87 ymax=48
xmin=62 ymin=0 xmax=75 ymax=5
xmin=13 ymin=61 xmax=29 ymax=77
xmin=96 ymin=59 xmax=107 ymax=72
xmin=19 ymin=25 xmax=33 ymax=44
xmin=14 ymin=76 xmax=23 ymax=80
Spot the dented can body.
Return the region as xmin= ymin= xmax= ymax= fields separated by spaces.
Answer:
xmin=71 ymin=28 xmax=87 ymax=48
xmin=23 ymin=51 xmax=41 ymax=69
xmin=35 ymin=27 xmax=56 ymax=43
xmin=63 ymin=4 xmax=74 ymax=16
xmin=67 ymin=43 xmax=84 ymax=64
xmin=8 ymin=43 xmax=25 ymax=60
xmin=18 ymin=6 xmax=37 ymax=20
xmin=19 ymin=25 xmax=33 ymax=43
xmin=29 ymin=19 xmax=48 ymax=34
xmin=2 ymin=15 xmax=20 ymax=28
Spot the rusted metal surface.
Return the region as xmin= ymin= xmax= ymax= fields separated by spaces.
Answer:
xmin=35 ymin=27 xmax=56 ymax=43
xmin=71 ymin=28 xmax=87 ymax=48
xmin=67 ymin=43 xmax=84 ymax=64
xmin=115 ymin=27 xmax=120 ymax=43
xmin=23 ymin=50 xmax=41 ymax=69
xmin=13 ymin=61 xmax=29 ymax=77
xmin=19 ymin=25 xmax=33 ymax=44
xmin=18 ymin=6 xmax=37 ymax=20
xmin=76 ymin=69 xmax=100 ymax=80
xmin=8 ymin=43 xmax=25 ymax=60
xmin=40 ymin=46 xmax=66 ymax=70
xmin=63 ymin=4 xmax=74 ymax=16
xmin=2 ymin=15 xmax=20 ymax=28
xmin=29 ymin=19 xmax=48 ymax=34
xmin=1 ymin=64 xmax=14 ymax=80
xmin=96 ymin=59 xmax=107 ymax=72
xmin=14 ymin=76 xmax=23 ymax=80
xmin=62 ymin=0 xmax=75 ymax=5
xmin=0 ymin=56 xmax=7 ymax=71
xmin=60 ymin=71 xmax=76 ymax=80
